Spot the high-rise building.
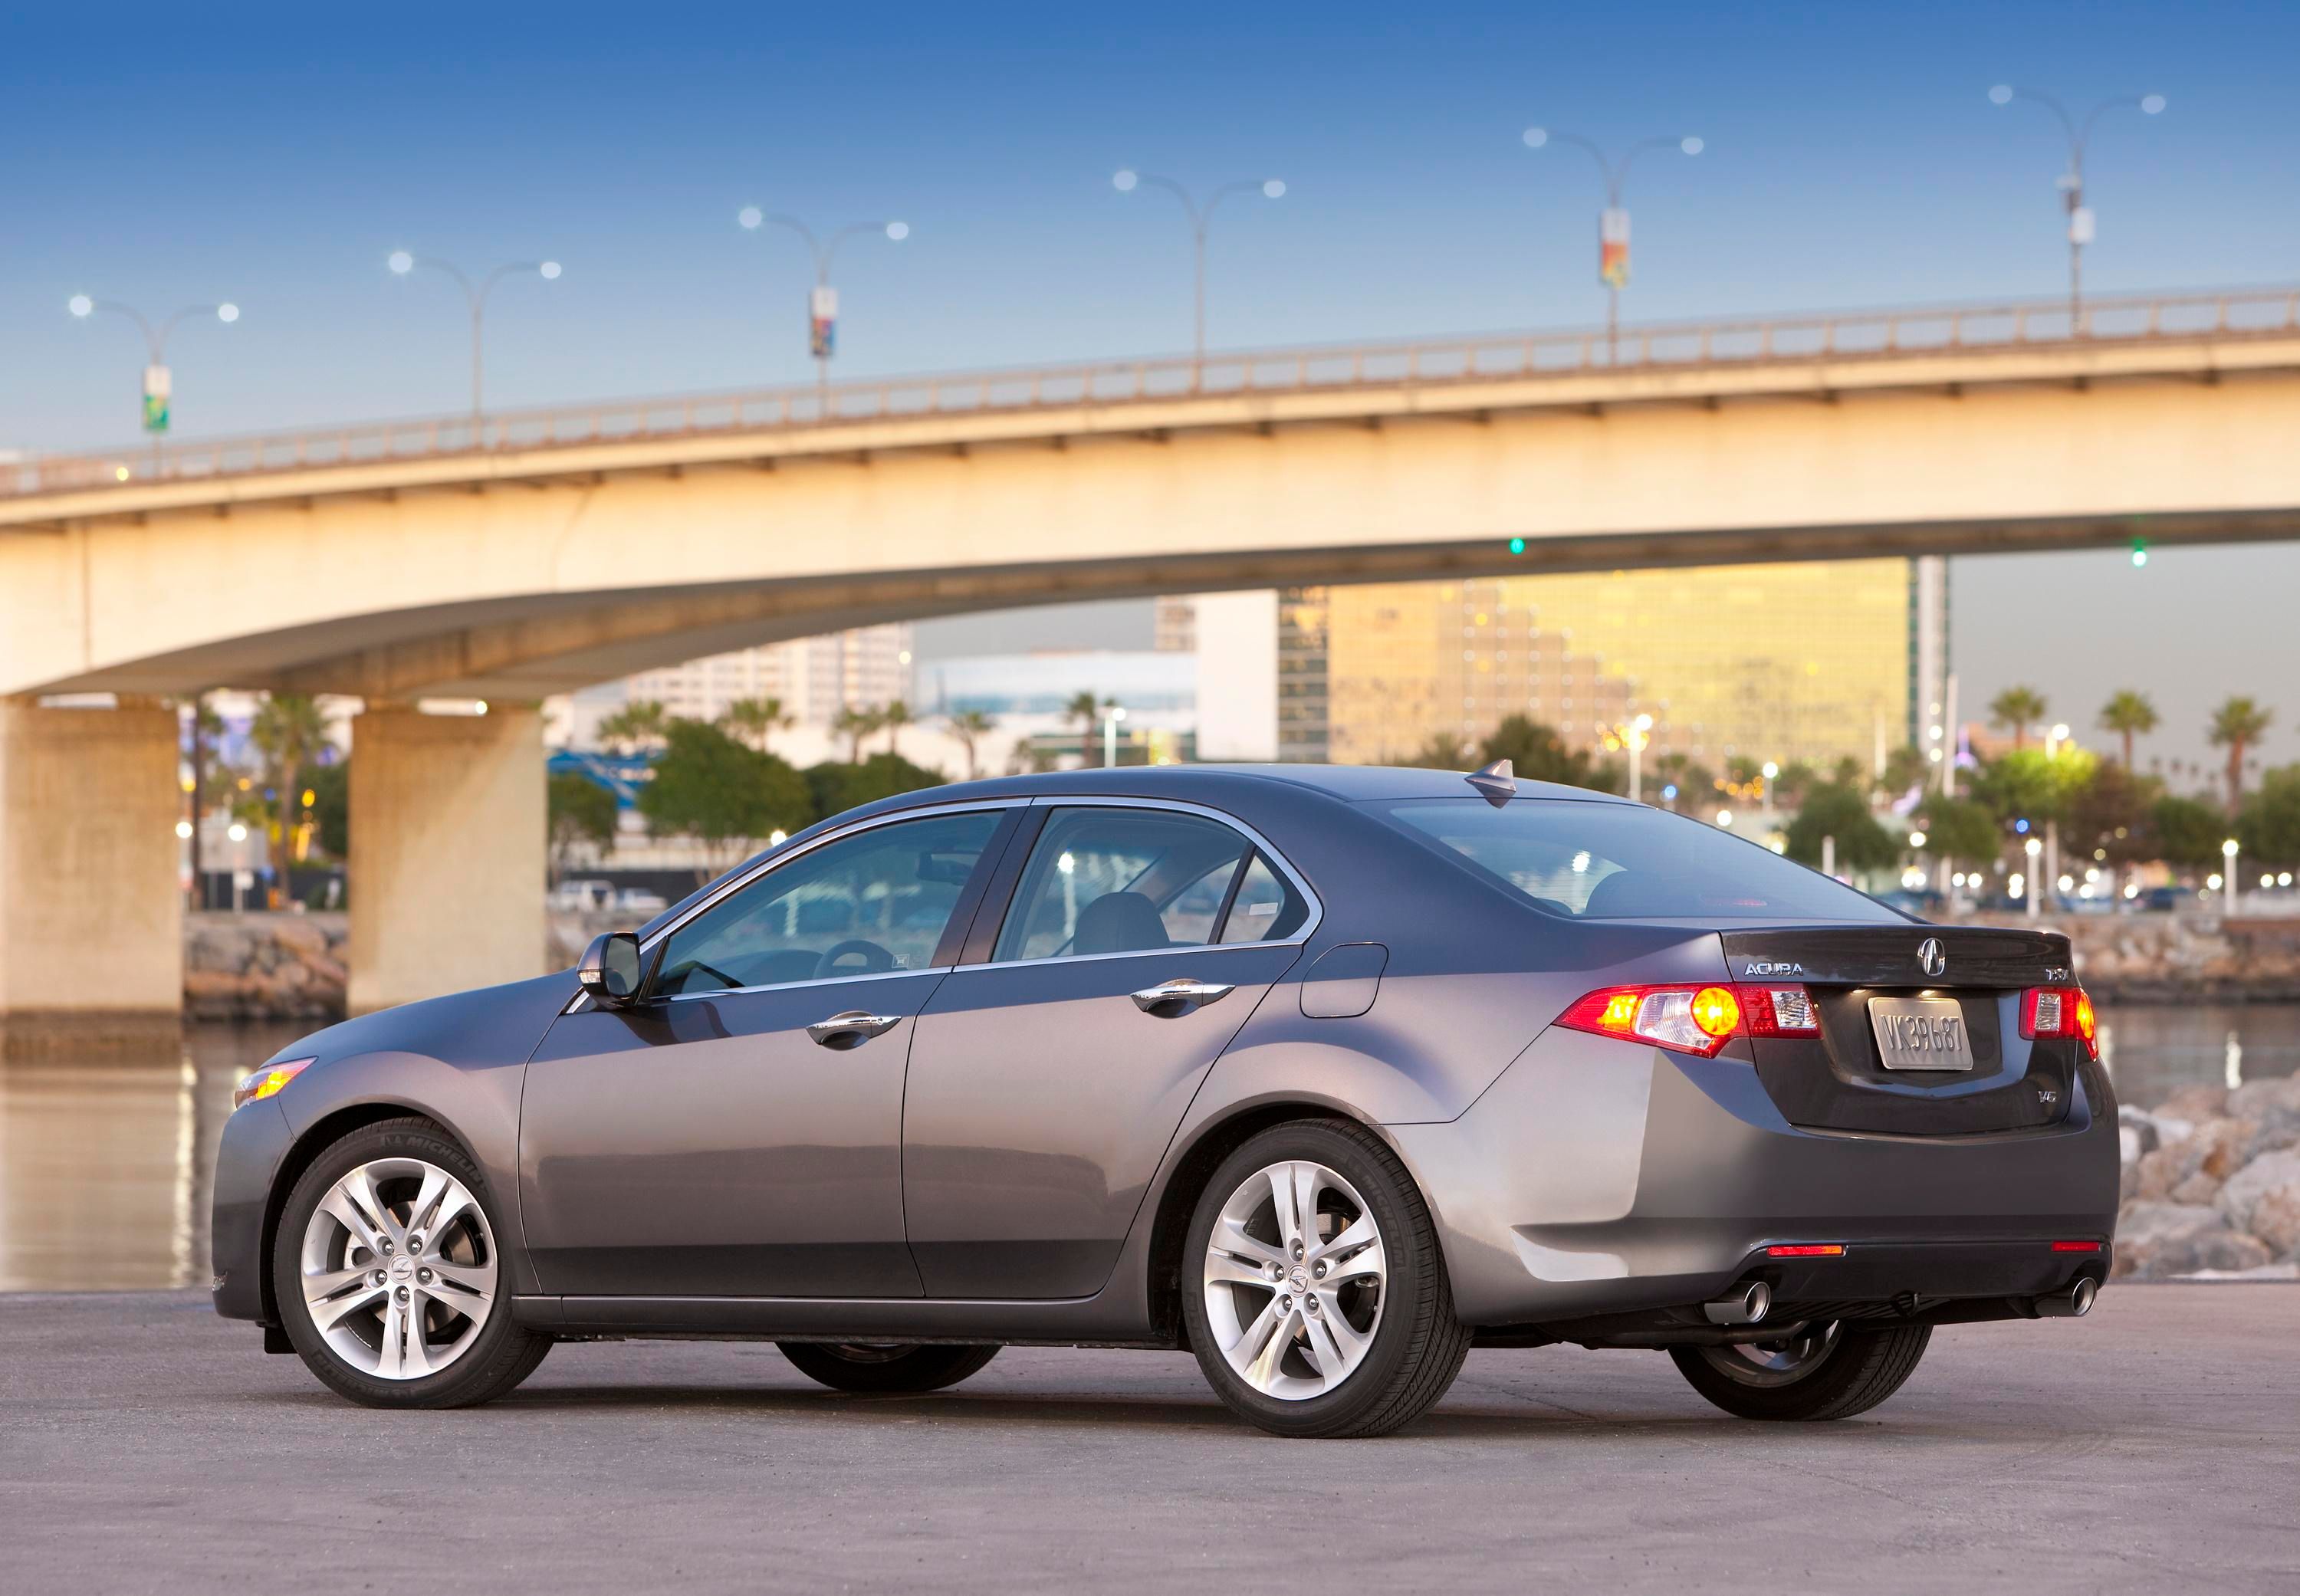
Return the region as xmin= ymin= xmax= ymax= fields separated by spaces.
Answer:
xmin=1184 ymin=557 xmax=1939 ymax=773
xmin=554 ymin=624 xmax=913 ymax=748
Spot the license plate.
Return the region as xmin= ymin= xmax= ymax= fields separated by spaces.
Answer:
xmin=1868 ymin=996 xmax=1975 ymax=1072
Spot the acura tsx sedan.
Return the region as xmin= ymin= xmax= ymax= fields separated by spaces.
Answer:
xmin=212 ymin=763 xmax=2118 ymax=1437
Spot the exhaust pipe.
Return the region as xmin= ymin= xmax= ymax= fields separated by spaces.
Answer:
xmin=2033 ymin=1277 xmax=2098 ymax=1319
xmin=1703 ymin=1279 xmax=1772 ymax=1326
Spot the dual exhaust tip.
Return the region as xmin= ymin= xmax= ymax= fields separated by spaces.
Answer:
xmin=1702 ymin=1275 xmax=2095 ymax=1326
xmin=2034 ymin=1276 xmax=2098 ymax=1319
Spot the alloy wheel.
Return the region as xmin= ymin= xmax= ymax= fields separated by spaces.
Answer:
xmin=297 ymin=1156 xmax=499 ymax=1381
xmin=1201 ymin=1159 xmax=1387 ymax=1401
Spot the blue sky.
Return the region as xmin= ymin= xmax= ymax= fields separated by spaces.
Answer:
xmin=6 ymin=0 xmax=2295 ymax=767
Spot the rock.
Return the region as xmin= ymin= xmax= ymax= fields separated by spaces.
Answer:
xmin=2216 ymin=1148 xmax=2300 ymax=1234
xmin=2118 ymin=1105 xmax=2160 ymax=1162
xmin=2157 ymin=1083 xmax=2229 ymax=1123
xmin=2228 ymin=1075 xmax=2300 ymax=1138
xmin=2175 ymin=1231 xmax=2276 ymax=1274
xmin=2192 ymin=1117 xmax=2259 ymax=1181
xmin=2119 ymin=1161 xmax=2141 ymax=1203
xmin=2170 ymin=1172 xmax=2223 ymax=1206
xmin=2180 ymin=1260 xmax=2300 ymax=1281
xmin=2134 ymin=1144 xmax=2187 ymax=1201
xmin=2151 ymin=1114 xmax=2196 ymax=1148
xmin=2251 ymin=1186 xmax=2300 ymax=1259
xmin=2113 ymin=1200 xmax=2234 ymax=1280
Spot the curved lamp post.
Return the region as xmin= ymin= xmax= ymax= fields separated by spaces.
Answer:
xmin=386 ymin=251 xmax=562 ymax=435
xmin=1987 ymin=85 xmax=2165 ymax=330
xmin=1522 ymin=127 xmax=1702 ymax=361
xmin=67 ymin=294 xmax=240 ymax=455
xmin=1112 ymin=170 xmax=1284 ymax=384
xmin=738 ymin=209 xmax=909 ymax=395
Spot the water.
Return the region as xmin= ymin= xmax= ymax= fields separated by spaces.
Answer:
xmin=3 ymin=1009 xmax=2296 ymax=1292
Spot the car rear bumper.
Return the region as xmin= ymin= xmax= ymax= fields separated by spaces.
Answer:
xmin=1388 ymin=1026 xmax=2121 ymax=1327
xmin=209 ymin=1098 xmax=294 ymax=1323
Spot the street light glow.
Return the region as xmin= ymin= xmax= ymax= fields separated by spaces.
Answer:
xmin=1907 ymin=831 xmax=1928 ymax=849
xmin=1523 ymin=126 xmax=1548 ymax=148
xmin=1989 ymin=84 xmax=2014 ymax=104
xmin=539 ymin=261 xmax=562 ymax=280
xmin=68 ymin=294 xmax=94 ymax=317
xmin=885 ymin=221 xmax=909 ymax=241
xmin=1262 ymin=179 xmax=1286 ymax=199
xmin=1112 ymin=169 xmax=1138 ymax=192
xmin=738 ymin=205 xmax=763 ymax=229
xmin=1680 ymin=136 xmax=1704 ymax=155
xmin=387 ymin=251 xmax=414 ymax=274
xmin=217 ymin=304 xmax=240 ymax=323
xmin=2141 ymin=94 xmax=2167 ymax=114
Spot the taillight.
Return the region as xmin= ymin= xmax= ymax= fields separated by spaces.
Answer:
xmin=1556 ymin=981 xmax=1816 ymax=1056
xmin=2022 ymin=984 xmax=2099 ymax=1060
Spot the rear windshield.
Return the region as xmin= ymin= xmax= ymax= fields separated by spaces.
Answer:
xmin=1377 ymin=798 xmax=1900 ymax=922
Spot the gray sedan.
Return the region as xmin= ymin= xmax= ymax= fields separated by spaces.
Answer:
xmin=212 ymin=764 xmax=2118 ymax=1437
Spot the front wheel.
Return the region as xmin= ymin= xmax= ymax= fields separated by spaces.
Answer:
xmin=1669 ymin=1322 xmax=1930 ymax=1420
xmin=777 ymin=1342 xmax=1001 ymax=1394
xmin=1181 ymin=1119 xmax=1469 ymax=1438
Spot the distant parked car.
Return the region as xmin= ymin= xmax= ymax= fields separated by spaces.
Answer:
xmin=2142 ymin=885 xmax=2193 ymax=913
xmin=212 ymin=764 xmax=2116 ymax=1438
xmin=612 ymin=888 xmax=669 ymax=913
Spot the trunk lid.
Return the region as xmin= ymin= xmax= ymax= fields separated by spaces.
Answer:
xmin=1721 ymin=924 xmax=2082 ymax=1137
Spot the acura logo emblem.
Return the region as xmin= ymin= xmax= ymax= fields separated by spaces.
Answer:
xmin=1917 ymin=938 xmax=1947 ymax=978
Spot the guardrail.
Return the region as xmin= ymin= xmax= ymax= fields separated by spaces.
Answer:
xmin=10 ymin=284 xmax=2298 ymax=502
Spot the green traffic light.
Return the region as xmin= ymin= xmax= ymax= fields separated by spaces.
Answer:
xmin=2131 ymin=538 xmax=2148 ymax=569
xmin=1507 ymin=537 xmax=1526 ymax=555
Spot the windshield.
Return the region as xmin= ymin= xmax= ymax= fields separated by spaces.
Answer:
xmin=1377 ymin=798 xmax=1901 ymax=922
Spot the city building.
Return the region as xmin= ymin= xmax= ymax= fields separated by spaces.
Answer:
xmin=1180 ymin=557 xmax=1945 ymax=773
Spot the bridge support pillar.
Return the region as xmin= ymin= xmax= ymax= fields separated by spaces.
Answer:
xmin=0 ymin=696 xmax=184 ymax=1056
xmin=349 ymin=703 xmax=547 ymax=1016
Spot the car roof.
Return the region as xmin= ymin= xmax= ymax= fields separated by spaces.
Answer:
xmin=863 ymin=763 xmax=1635 ymax=808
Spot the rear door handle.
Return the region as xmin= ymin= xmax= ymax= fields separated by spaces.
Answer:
xmin=807 ymin=1010 xmax=904 ymax=1049
xmin=1130 ymin=977 xmax=1236 ymax=1016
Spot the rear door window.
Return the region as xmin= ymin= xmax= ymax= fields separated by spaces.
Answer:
xmin=991 ymin=807 xmax=1306 ymax=961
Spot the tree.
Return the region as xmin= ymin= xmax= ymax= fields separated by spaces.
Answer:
xmin=1402 ymin=730 xmax=1473 ymax=770
xmin=1652 ymin=751 xmax=1715 ymax=813
xmin=548 ymin=772 xmax=620 ymax=884
xmin=639 ymin=720 xmax=813 ymax=883
xmin=1065 ymin=691 xmax=1102 ymax=767
xmin=2207 ymin=696 xmax=2272 ymax=813
xmin=946 ymin=710 xmax=995 ymax=780
xmin=250 ymin=693 xmax=328 ymax=908
xmin=880 ymin=698 xmax=912 ymax=757
xmin=1972 ymin=746 xmax=2097 ymax=829
xmin=2065 ymin=759 xmax=2157 ymax=866
xmin=805 ymin=751 xmax=945 ymax=819
xmin=831 ymin=704 xmax=879 ymax=764
xmin=2238 ymin=765 xmax=2300 ymax=869
xmin=1913 ymin=795 xmax=2000 ymax=872
xmin=1480 ymin=714 xmax=1619 ymax=793
xmin=2098 ymin=690 xmax=2159 ymax=770
xmin=1990 ymin=686 xmax=2049 ymax=750
xmin=2150 ymin=793 xmax=2229 ymax=869
xmin=1880 ymin=745 xmax=1930 ymax=796
xmin=307 ymin=758 xmax=351 ymax=860
xmin=594 ymin=699 xmax=669 ymax=753
xmin=1783 ymin=784 xmax=1897 ymax=873
xmin=718 ymin=696 xmax=793 ymax=754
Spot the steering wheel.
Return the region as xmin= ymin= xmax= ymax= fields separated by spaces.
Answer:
xmin=814 ymin=938 xmax=896 ymax=980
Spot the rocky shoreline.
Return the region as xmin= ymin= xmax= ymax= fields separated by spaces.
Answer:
xmin=2116 ymin=1078 xmax=2300 ymax=1279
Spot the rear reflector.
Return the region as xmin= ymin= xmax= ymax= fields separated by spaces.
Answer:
xmin=2051 ymin=1240 xmax=2104 ymax=1253
xmin=1765 ymin=1243 xmax=1847 ymax=1258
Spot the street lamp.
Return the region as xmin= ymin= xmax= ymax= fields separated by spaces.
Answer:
xmin=2023 ymin=835 xmax=2044 ymax=921
xmin=1522 ymin=126 xmax=1702 ymax=360
xmin=738 ymin=209 xmax=909 ymax=396
xmin=1625 ymin=713 xmax=1654 ymax=803
xmin=1987 ymin=84 xmax=2165 ymax=330
xmin=67 ymin=294 xmax=241 ymax=460
xmin=1102 ymin=704 xmax=1129 ymax=769
xmin=1112 ymin=169 xmax=1285 ymax=381
xmin=2223 ymin=836 xmax=2240 ymax=915
xmin=386 ymin=251 xmax=562 ymax=435
xmin=1761 ymin=760 xmax=1779 ymax=819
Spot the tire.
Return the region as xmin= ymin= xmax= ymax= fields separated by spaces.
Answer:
xmin=272 ymin=1117 xmax=550 ymax=1409
xmin=1181 ymin=1118 xmax=1469 ymax=1439
xmin=777 ymin=1341 xmax=1001 ymax=1394
xmin=1669 ymin=1322 xmax=1930 ymax=1421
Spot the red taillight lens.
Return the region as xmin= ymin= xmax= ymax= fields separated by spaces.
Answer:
xmin=1737 ymin=983 xmax=1821 ymax=1036
xmin=2022 ymin=984 xmax=2099 ymax=1060
xmin=1559 ymin=981 xmax=1825 ymax=1055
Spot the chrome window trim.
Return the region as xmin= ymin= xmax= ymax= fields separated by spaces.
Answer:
xmin=959 ymin=795 xmax=1323 ymax=972
xmin=636 ymin=799 xmax=1025 ymax=955
xmin=566 ymin=961 xmax=948 ymax=1015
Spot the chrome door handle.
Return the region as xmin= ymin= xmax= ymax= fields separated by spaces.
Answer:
xmin=1130 ymin=977 xmax=1236 ymax=1016
xmin=807 ymin=1010 xmax=904 ymax=1049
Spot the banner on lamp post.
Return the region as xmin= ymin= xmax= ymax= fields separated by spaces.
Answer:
xmin=1599 ymin=208 xmax=1631 ymax=288
xmin=142 ymin=364 xmax=172 ymax=433
xmin=809 ymin=285 xmax=838 ymax=360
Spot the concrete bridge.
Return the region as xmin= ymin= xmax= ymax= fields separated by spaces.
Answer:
xmin=5 ymin=284 xmax=2298 ymax=1042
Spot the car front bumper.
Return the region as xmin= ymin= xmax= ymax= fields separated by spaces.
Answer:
xmin=1388 ymin=1026 xmax=2121 ymax=1328
xmin=209 ymin=1098 xmax=295 ymax=1323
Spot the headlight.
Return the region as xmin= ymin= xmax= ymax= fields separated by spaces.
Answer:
xmin=232 ymin=1058 xmax=314 ymax=1111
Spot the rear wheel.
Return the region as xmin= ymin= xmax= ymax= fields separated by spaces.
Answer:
xmin=777 ymin=1341 xmax=1001 ymax=1394
xmin=1669 ymin=1321 xmax=1930 ymax=1420
xmin=1181 ymin=1119 xmax=1469 ymax=1438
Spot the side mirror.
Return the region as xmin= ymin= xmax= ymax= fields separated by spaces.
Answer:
xmin=577 ymin=931 xmax=646 ymax=1008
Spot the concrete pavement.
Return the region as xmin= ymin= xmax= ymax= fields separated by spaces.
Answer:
xmin=2 ymin=1285 xmax=2294 ymax=1594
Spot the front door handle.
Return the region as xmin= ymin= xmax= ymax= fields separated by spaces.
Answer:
xmin=807 ymin=1010 xmax=904 ymax=1049
xmin=1130 ymin=977 xmax=1236 ymax=1016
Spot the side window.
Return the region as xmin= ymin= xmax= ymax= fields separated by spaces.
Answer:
xmin=655 ymin=811 xmax=1004 ymax=996
xmin=1217 ymin=853 xmax=1309 ymax=943
xmin=994 ymin=807 xmax=1254 ymax=962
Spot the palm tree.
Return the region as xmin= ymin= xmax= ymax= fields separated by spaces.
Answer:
xmin=832 ymin=704 xmax=879 ymax=764
xmin=1990 ymin=686 xmax=2049 ymax=750
xmin=593 ymin=699 xmax=669 ymax=754
xmin=2207 ymin=696 xmax=2272 ymax=812
xmin=1065 ymin=690 xmax=1102 ymax=767
xmin=881 ymin=698 xmax=912 ymax=758
xmin=248 ymin=694 xmax=328 ymax=909
xmin=718 ymin=695 xmax=793 ymax=754
xmin=2097 ymin=690 xmax=2159 ymax=770
xmin=947 ymin=710 xmax=995 ymax=780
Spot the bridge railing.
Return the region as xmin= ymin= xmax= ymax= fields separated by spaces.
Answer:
xmin=9 ymin=284 xmax=2297 ymax=501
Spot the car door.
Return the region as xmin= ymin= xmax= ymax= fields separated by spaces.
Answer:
xmin=519 ymin=805 xmax=1020 ymax=1300
xmin=900 ymin=800 xmax=1316 ymax=1298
